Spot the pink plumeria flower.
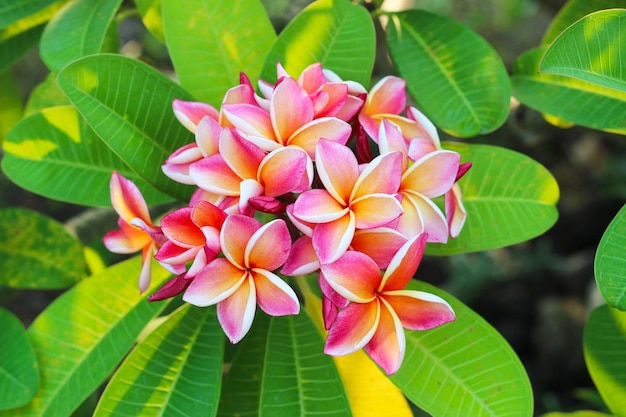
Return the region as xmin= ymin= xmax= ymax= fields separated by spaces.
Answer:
xmin=183 ymin=214 xmax=300 ymax=343
xmin=172 ymin=99 xmax=220 ymax=134
xmin=102 ymin=172 xmax=166 ymax=293
xmin=292 ymin=139 xmax=404 ymax=264
xmin=321 ymin=234 xmax=456 ymax=375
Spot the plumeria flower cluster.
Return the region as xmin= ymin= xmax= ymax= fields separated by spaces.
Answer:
xmin=103 ymin=63 xmax=470 ymax=375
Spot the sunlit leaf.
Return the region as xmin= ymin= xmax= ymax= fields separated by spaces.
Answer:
xmin=2 ymin=258 xmax=171 ymax=417
xmin=541 ymin=9 xmax=626 ymax=93
xmin=584 ymin=304 xmax=626 ymax=417
xmin=218 ymin=312 xmax=352 ymax=416
xmin=0 ymin=0 xmax=60 ymax=30
xmin=296 ymin=276 xmax=413 ymax=417
xmin=511 ymin=47 xmax=626 ymax=133
xmin=542 ymin=0 xmax=626 ymax=44
xmin=0 ymin=207 xmax=86 ymax=289
xmin=541 ymin=412 xmax=613 ymax=417
xmin=39 ymin=0 xmax=123 ymax=72
xmin=426 ymin=142 xmax=559 ymax=255
xmin=595 ymin=204 xmax=626 ymax=310
xmin=260 ymin=0 xmax=375 ymax=86
xmin=162 ymin=0 xmax=275 ymax=106
xmin=386 ymin=10 xmax=510 ymax=137
xmin=391 ymin=281 xmax=533 ymax=417
xmin=56 ymin=54 xmax=195 ymax=201
xmin=23 ymin=77 xmax=71 ymax=116
xmin=0 ymin=307 xmax=39 ymax=410
xmin=94 ymin=304 xmax=224 ymax=417
xmin=135 ymin=0 xmax=164 ymax=42
xmin=2 ymin=105 xmax=174 ymax=207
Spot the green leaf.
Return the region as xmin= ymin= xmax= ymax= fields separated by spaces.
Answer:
xmin=94 ymin=304 xmax=224 ymax=417
xmin=39 ymin=0 xmax=123 ymax=72
xmin=162 ymin=0 xmax=276 ymax=106
xmin=386 ymin=10 xmax=510 ymax=137
xmin=391 ymin=281 xmax=533 ymax=417
xmin=511 ymin=47 xmax=626 ymax=133
xmin=23 ymin=77 xmax=71 ymax=116
xmin=2 ymin=258 xmax=171 ymax=417
xmin=218 ymin=312 xmax=352 ymax=416
xmin=542 ymin=0 xmax=626 ymax=44
xmin=260 ymin=0 xmax=375 ymax=87
xmin=0 ymin=307 xmax=39 ymax=410
xmin=0 ymin=0 xmax=60 ymax=30
xmin=56 ymin=54 xmax=195 ymax=201
xmin=541 ymin=412 xmax=614 ymax=417
xmin=0 ymin=24 xmax=45 ymax=74
xmin=426 ymin=142 xmax=559 ymax=255
xmin=540 ymin=9 xmax=626 ymax=93
xmin=584 ymin=304 xmax=626 ymax=417
xmin=0 ymin=71 xmax=23 ymax=143
xmin=2 ymin=105 xmax=174 ymax=207
xmin=595 ymin=204 xmax=626 ymax=310
xmin=135 ymin=0 xmax=164 ymax=42
xmin=0 ymin=207 xmax=86 ymax=289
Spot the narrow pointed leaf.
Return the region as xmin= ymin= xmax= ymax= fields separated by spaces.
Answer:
xmin=386 ymin=10 xmax=510 ymax=137
xmin=162 ymin=0 xmax=275 ymax=106
xmin=2 ymin=106 xmax=173 ymax=206
xmin=94 ymin=304 xmax=224 ymax=417
xmin=0 ymin=307 xmax=39 ymax=410
xmin=595 ymin=204 xmax=626 ymax=310
xmin=390 ymin=280 xmax=533 ymax=417
xmin=512 ymin=47 xmax=626 ymax=133
xmin=40 ymin=0 xmax=123 ymax=72
xmin=260 ymin=0 xmax=375 ymax=86
xmin=426 ymin=142 xmax=559 ymax=255
xmin=584 ymin=304 xmax=626 ymax=417
xmin=0 ymin=208 xmax=85 ymax=289
xmin=540 ymin=9 xmax=626 ymax=93
xmin=218 ymin=312 xmax=352 ymax=416
xmin=542 ymin=0 xmax=626 ymax=44
xmin=2 ymin=258 xmax=171 ymax=417
xmin=56 ymin=54 xmax=195 ymax=201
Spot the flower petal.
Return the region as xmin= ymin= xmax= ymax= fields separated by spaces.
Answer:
xmin=365 ymin=76 xmax=406 ymax=116
xmin=351 ymin=228 xmax=408 ymax=269
xmin=271 ymin=77 xmax=314 ymax=144
xmin=402 ymin=150 xmax=460 ymax=198
xmin=281 ymin=236 xmax=319 ymax=276
xmin=351 ymin=193 xmax=404 ymax=229
xmin=189 ymin=155 xmax=241 ymax=196
xmin=400 ymin=192 xmax=449 ymax=243
xmin=103 ymin=220 xmax=150 ymax=253
xmin=219 ymin=128 xmax=265 ymax=181
xmin=446 ymin=184 xmax=467 ymax=238
xmin=259 ymin=147 xmax=310 ymax=196
xmin=222 ymin=103 xmax=275 ymax=142
xmin=320 ymin=250 xmax=380 ymax=303
xmin=195 ymin=116 xmax=221 ymax=156
xmin=110 ymin=172 xmax=152 ymax=225
xmin=288 ymin=117 xmax=352 ymax=160
xmin=312 ymin=212 xmax=356 ymax=264
xmin=292 ymin=189 xmax=349 ymax=224
xmin=220 ymin=214 xmax=261 ymax=269
xmin=364 ymin=298 xmax=405 ymax=375
xmin=407 ymin=106 xmax=441 ymax=149
xmin=324 ymin=300 xmax=380 ymax=356
xmin=351 ymin=151 xmax=402 ymax=200
xmin=183 ymin=258 xmax=246 ymax=306
xmin=382 ymin=290 xmax=455 ymax=330
xmin=217 ymin=275 xmax=257 ymax=343
xmin=245 ymin=219 xmax=291 ymax=270
xmin=380 ymin=233 xmax=427 ymax=292
xmin=378 ymin=119 xmax=409 ymax=171
xmin=160 ymin=207 xmax=205 ymax=247
xmin=149 ymin=274 xmax=191 ymax=302
xmin=154 ymin=240 xmax=199 ymax=265
xmin=252 ymin=269 xmax=300 ymax=316
xmin=316 ymin=139 xmax=359 ymax=205
xmin=172 ymin=99 xmax=219 ymax=133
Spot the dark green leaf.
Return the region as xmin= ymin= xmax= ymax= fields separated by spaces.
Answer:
xmin=2 ymin=105 xmax=174 ymax=207
xmin=386 ymin=10 xmax=510 ymax=137
xmin=0 ymin=24 xmax=45 ymax=74
xmin=0 ymin=207 xmax=85 ymax=289
xmin=426 ymin=142 xmax=559 ymax=255
xmin=0 ymin=307 xmax=39 ymax=410
xmin=162 ymin=0 xmax=276 ymax=106
xmin=56 ymin=54 xmax=195 ymax=201
xmin=0 ymin=0 xmax=59 ymax=30
xmin=40 ymin=0 xmax=123 ymax=72
xmin=260 ymin=0 xmax=375 ymax=86
xmin=584 ymin=304 xmax=626 ymax=417
xmin=595 ymin=204 xmax=626 ymax=310
xmin=391 ymin=281 xmax=533 ymax=417
xmin=94 ymin=304 xmax=224 ymax=417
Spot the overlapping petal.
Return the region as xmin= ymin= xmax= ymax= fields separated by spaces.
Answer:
xmin=252 ymin=269 xmax=300 ymax=316
xmin=216 ymin=276 xmax=257 ymax=343
xmin=316 ymin=139 xmax=359 ymax=205
xmin=351 ymin=151 xmax=402 ymax=199
xmin=324 ymin=300 xmax=380 ymax=356
xmin=320 ymin=250 xmax=379 ymax=303
xmin=363 ymin=298 xmax=405 ymax=375
xmin=110 ymin=172 xmax=152 ymax=226
xmin=350 ymin=194 xmax=403 ymax=229
xmin=292 ymin=189 xmax=349 ymax=223
xmin=402 ymin=150 xmax=460 ymax=198
xmin=220 ymin=215 xmax=260 ymax=269
xmin=183 ymin=258 xmax=247 ymax=306
xmin=172 ymin=99 xmax=219 ymax=133
xmin=258 ymin=146 xmax=312 ymax=196
xmin=271 ymin=77 xmax=314 ymax=143
xmin=245 ymin=219 xmax=291 ymax=271
xmin=383 ymin=290 xmax=455 ymax=331
xmin=312 ymin=212 xmax=356 ymax=264
xmin=379 ymin=234 xmax=427 ymax=292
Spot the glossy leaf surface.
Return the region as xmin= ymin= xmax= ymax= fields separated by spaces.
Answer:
xmin=391 ymin=281 xmax=533 ymax=417
xmin=260 ymin=0 xmax=375 ymax=86
xmin=584 ymin=304 xmax=626 ymax=417
xmin=386 ymin=10 xmax=510 ymax=137
xmin=94 ymin=304 xmax=224 ymax=417
xmin=595 ymin=204 xmax=626 ymax=310
xmin=426 ymin=142 xmax=559 ymax=255
xmin=56 ymin=54 xmax=195 ymax=201
xmin=0 ymin=307 xmax=39 ymax=410
xmin=541 ymin=9 xmax=626 ymax=92
xmin=2 ymin=106 xmax=173 ymax=206
xmin=3 ymin=258 xmax=171 ymax=417
xmin=162 ymin=0 xmax=275 ymax=106
xmin=218 ymin=312 xmax=352 ymax=416
xmin=39 ymin=0 xmax=122 ymax=72
xmin=512 ymin=47 xmax=626 ymax=132
xmin=0 ymin=207 xmax=85 ymax=289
